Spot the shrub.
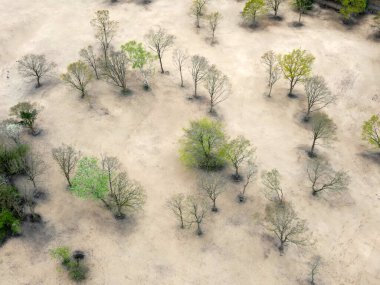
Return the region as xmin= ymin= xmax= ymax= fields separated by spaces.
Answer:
xmin=0 ymin=209 xmax=21 ymax=244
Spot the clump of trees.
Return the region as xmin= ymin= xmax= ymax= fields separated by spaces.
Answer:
xmin=17 ymin=54 xmax=56 ymax=88
xmin=51 ymin=247 xmax=88 ymax=282
xmin=307 ymin=159 xmax=350 ymax=196
xmin=362 ymin=115 xmax=380 ymax=149
xmin=145 ymin=26 xmax=175 ymax=74
xmin=69 ymin=155 xmax=145 ymax=219
xmin=242 ymin=0 xmax=267 ymax=27
xmin=278 ymin=48 xmax=315 ymax=96
xmin=179 ymin=118 xmax=227 ymax=170
xmin=61 ymin=61 xmax=93 ymax=98
xmin=9 ymin=102 xmax=41 ymax=136
xmin=309 ymin=112 xmax=337 ymax=157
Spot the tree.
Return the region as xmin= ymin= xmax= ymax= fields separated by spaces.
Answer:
xmin=304 ymin=76 xmax=334 ymax=121
xmin=106 ymin=172 xmax=145 ymax=219
xmin=121 ymin=41 xmax=156 ymax=89
xmin=52 ymin=145 xmax=81 ymax=187
xmin=362 ymin=115 xmax=380 ymax=148
xmin=279 ymin=49 xmax=315 ymax=96
xmin=239 ymin=160 xmax=257 ymax=202
xmin=204 ymin=65 xmax=230 ymax=113
xmin=172 ymin=48 xmax=188 ymax=87
xmin=191 ymin=55 xmax=209 ymax=98
xmin=267 ymin=0 xmax=285 ymax=18
xmin=91 ymin=10 xmax=118 ymax=62
xmin=199 ymin=173 xmax=225 ymax=212
xmin=145 ymin=26 xmax=175 ymax=74
xmin=0 ymin=121 xmax=23 ymax=144
xmin=17 ymin=54 xmax=56 ymax=88
xmin=373 ymin=12 xmax=380 ymax=38
xmin=186 ymin=194 xmax=207 ymax=235
xmin=22 ymin=152 xmax=46 ymax=193
xmin=100 ymin=50 xmax=129 ymax=94
xmin=179 ymin=118 xmax=227 ymax=170
xmin=262 ymin=169 xmax=284 ymax=204
xmin=309 ymin=112 xmax=337 ymax=157
xmin=261 ymin=50 xmax=281 ymax=97
xmin=264 ymin=202 xmax=310 ymax=254
xmin=307 ymin=159 xmax=350 ymax=196
xmin=9 ymin=102 xmax=41 ymax=136
xmin=242 ymin=0 xmax=267 ymax=25
xmin=0 ymin=143 xmax=28 ymax=178
xmin=21 ymin=186 xmax=39 ymax=222
xmin=191 ymin=0 xmax=208 ymax=28
xmin=61 ymin=61 xmax=93 ymax=98
xmin=166 ymin=193 xmax=186 ymax=228
xmin=79 ymin=46 xmax=100 ymax=79
xmin=309 ymin=256 xmax=322 ymax=285
xmin=340 ymin=0 xmax=366 ymax=23
xmin=207 ymin=12 xmax=222 ymax=44
xmin=225 ymin=136 xmax=255 ymax=180
xmin=294 ymin=0 xmax=309 ymax=24
xmin=70 ymin=157 xmax=109 ymax=206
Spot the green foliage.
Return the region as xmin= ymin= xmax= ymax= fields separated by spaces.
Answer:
xmin=0 ymin=209 xmax=21 ymax=243
xmin=9 ymin=102 xmax=40 ymax=134
xmin=225 ymin=136 xmax=255 ymax=179
xmin=121 ymin=41 xmax=156 ymax=70
xmin=362 ymin=115 xmax=380 ymax=148
xmin=242 ymin=0 xmax=267 ymax=23
xmin=0 ymin=143 xmax=29 ymax=177
xmin=51 ymin=246 xmax=71 ymax=266
xmin=179 ymin=118 xmax=227 ymax=170
xmin=279 ymin=49 xmax=315 ymax=95
xmin=61 ymin=61 xmax=93 ymax=98
xmin=70 ymin=157 xmax=108 ymax=200
xmin=0 ymin=183 xmax=21 ymax=213
xmin=340 ymin=0 xmax=366 ymax=20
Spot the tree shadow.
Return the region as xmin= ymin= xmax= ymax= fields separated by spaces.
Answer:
xmin=359 ymin=150 xmax=380 ymax=165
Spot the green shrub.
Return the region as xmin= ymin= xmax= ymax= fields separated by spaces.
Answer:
xmin=0 ymin=183 xmax=21 ymax=214
xmin=0 ymin=209 xmax=21 ymax=243
xmin=0 ymin=143 xmax=28 ymax=177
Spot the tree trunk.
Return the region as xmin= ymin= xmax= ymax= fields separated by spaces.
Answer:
xmin=212 ymin=200 xmax=217 ymax=212
xmin=65 ymin=174 xmax=72 ymax=188
xmin=81 ymin=88 xmax=86 ymax=98
xmin=180 ymin=215 xmax=184 ymax=229
xmin=36 ymin=76 xmax=41 ymax=88
xmin=179 ymin=68 xmax=184 ymax=87
xmin=310 ymin=137 xmax=316 ymax=157
xmin=299 ymin=11 xmax=302 ymax=23
xmin=194 ymin=80 xmax=198 ymax=97
xmin=289 ymin=79 xmax=294 ymax=96
xmin=268 ymin=83 xmax=273 ymax=97
xmin=279 ymin=242 xmax=285 ymax=255
xmin=196 ymin=222 xmax=202 ymax=235
xmin=158 ymin=55 xmax=164 ymax=73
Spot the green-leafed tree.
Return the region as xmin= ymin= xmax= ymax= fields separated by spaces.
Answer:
xmin=10 ymin=102 xmax=41 ymax=136
xmin=279 ymin=49 xmax=315 ymax=96
xmin=309 ymin=112 xmax=337 ymax=157
xmin=294 ymin=0 xmax=309 ymax=24
xmin=340 ymin=0 xmax=366 ymax=23
xmin=362 ymin=115 xmax=380 ymax=149
xmin=61 ymin=61 xmax=93 ymax=98
xmin=225 ymin=136 xmax=255 ymax=180
xmin=121 ymin=41 xmax=156 ymax=89
xmin=179 ymin=118 xmax=227 ymax=170
xmin=242 ymin=0 xmax=267 ymax=26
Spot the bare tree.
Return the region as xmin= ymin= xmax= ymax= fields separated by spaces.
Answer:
xmin=101 ymin=155 xmax=121 ymax=194
xmin=52 ymin=145 xmax=81 ymax=187
xmin=166 ymin=193 xmax=186 ymax=228
xmin=309 ymin=112 xmax=337 ymax=157
xmin=262 ymin=169 xmax=284 ymax=204
xmin=172 ymin=48 xmax=188 ymax=87
xmin=261 ymin=51 xmax=281 ymax=97
xmin=304 ymin=76 xmax=335 ymax=121
xmin=145 ymin=26 xmax=175 ymax=74
xmin=91 ymin=10 xmax=118 ymax=63
xmin=264 ymin=202 xmax=310 ymax=254
xmin=61 ymin=61 xmax=93 ymax=98
xmin=107 ymin=172 xmax=145 ymax=219
xmin=191 ymin=0 xmax=208 ymax=28
xmin=207 ymin=12 xmax=222 ymax=44
xmin=199 ymin=173 xmax=225 ymax=212
xmin=267 ymin=0 xmax=285 ymax=18
xmin=307 ymin=159 xmax=350 ymax=196
xmin=186 ymin=194 xmax=208 ymax=235
xmin=80 ymin=46 xmax=100 ymax=79
xmin=17 ymin=54 xmax=56 ymax=88
xmin=204 ymin=65 xmax=230 ymax=113
xmin=309 ymin=255 xmax=322 ymax=285
xmin=238 ymin=160 xmax=257 ymax=202
xmin=101 ymin=50 xmax=129 ymax=94
xmin=225 ymin=135 xmax=255 ymax=180
xmin=191 ymin=55 xmax=209 ymax=98
xmin=22 ymin=152 xmax=46 ymax=193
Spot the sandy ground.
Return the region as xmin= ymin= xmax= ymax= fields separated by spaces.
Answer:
xmin=0 ymin=0 xmax=379 ymax=284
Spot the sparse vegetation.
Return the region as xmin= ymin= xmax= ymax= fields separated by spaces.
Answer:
xmin=242 ymin=0 xmax=267 ymax=26
xmin=100 ymin=50 xmax=129 ymax=94
xmin=172 ymin=48 xmax=188 ymax=87
xmin=204 ymin=65 xmax=230 ymax=113
xmin=261 ymin=50 xmax=281 ymax=97
xmin=52 ymin=145 xmax=81 ymax=187
xmin=166 ymin=193 xmax=186 ymax=228
xmin=17 ymin=54 xmax=56 ymax=88
xmin=191 ymin=55 xmax=209 ymax=98
xmin=309 ymin=112 xmax=337 ymax=157
xmin=262 ymin=169 xmax=284 ymax=204
xmin=191 ymin=0 xmax=208 ymax=28
xmin=207 ymin=12 xmax=222 ymax=44
xmin=225 ymin=136 xmax=255 ymax=180
xmin=199 ymin=172 xmax=225 ymax=212
xmin=9 ymin=102 xmax=41 ymax=136
xmin=186 ymin=194 xmax=208 ymax=235
xmin=362 ymin=115 xmax=380 ymax=149
xmin=61 ymin=61 xmax=93 ymax=98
